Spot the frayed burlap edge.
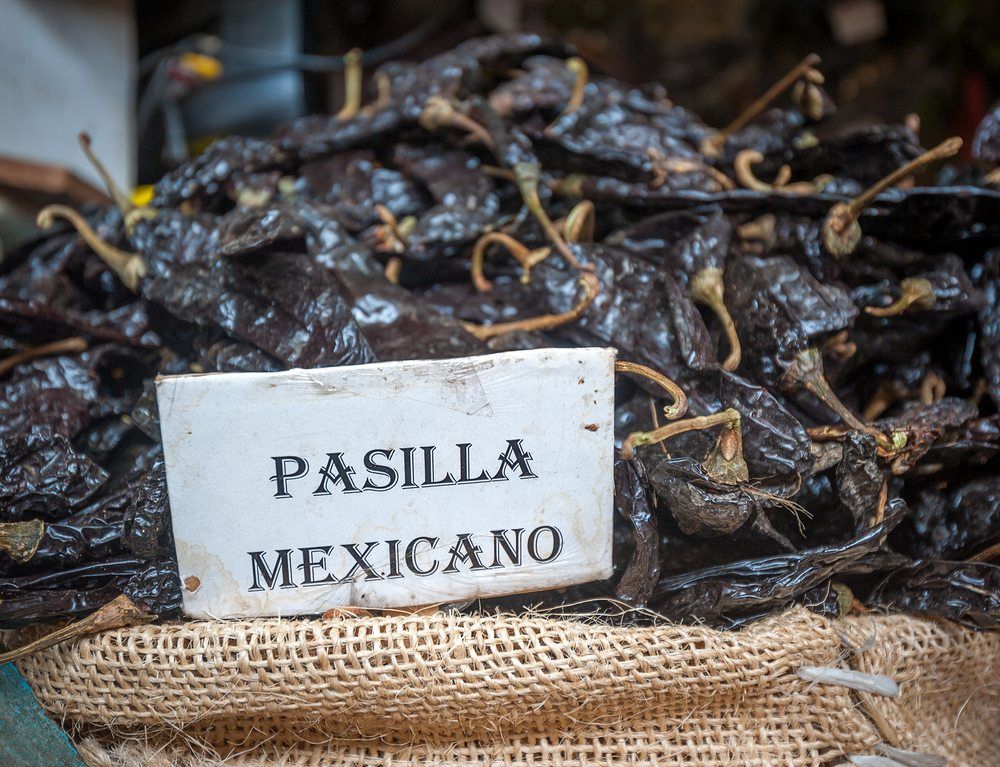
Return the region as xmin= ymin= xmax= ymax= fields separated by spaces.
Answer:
xmin=16 ymin=607 xmax=999 ymax=766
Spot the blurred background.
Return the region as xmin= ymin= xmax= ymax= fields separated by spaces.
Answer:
xmin=1 ymin=0 xmax=998 ymax=247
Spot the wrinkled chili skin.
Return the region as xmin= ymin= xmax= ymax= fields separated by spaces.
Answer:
xmin=0 ymin=425 xmax=108 ymax=522
xmin=613 ymin=458 xmax=660 ymax=606
xmin=0 ymin=490 xmax=129 ymax=573
xmin=894 ymin=478 xmax=1000 ymax=560
xmin=869 ymin=561 xmax=1000 ymax=629
xmin=647 ymin=500 xmax=905 ymax=623
xmin=130 ymin=212 xmax=376 ymax=369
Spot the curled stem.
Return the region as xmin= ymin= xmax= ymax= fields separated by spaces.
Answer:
xmin=733 ymin=150 xmax=792 ymax=191
xmin=37 ymin=205 xmax=147 ymax=292
xmin=0 ymin=337 xmax=87 ymax=378
xmin=78 ymin=132 xmax=134 ymax=214
xmin=648 ymin=149 xmax=735 ymax=190
xmin=372 ymin=204 xmax=414 ymax=254
xmin=920 ymin=371 xmax=946 ymax=404
xmin=823 ymin=137 xmax=962 ymax=256
xmin=783 ymin=347 xmax=892 ymax=449
xmin=0 ymin=594 xmax=150 ymax=664
xmin=462 ymin=272 xmax=599 ymax=341
xmin=514 ymin=162 xmax=586 ymax=271
xmin=419 ymin=97 xmax=495 ymax=150
xmin=621 ymin=407 xmax=740 ymax=460
xmin=689 ymin=267 xmax=741 ymax=371
xmin=550 ymin=56 xmax=588 ymax=124
xmin=701 ymin=54 xmax=821 ymax=156
xmin=864 ymin=277 xmax=935 ymax=317
xmin=0 ymin=520 xmax=46 ymax=563
xmin=336 ymin=48 xmax=363 ymax=120
xmin=614 ymin=359 xmax=688 ymax=420
xmin=470 ymin=232 xmax=551 ymax=292
xmin=561 ymin=200 xmax=596 ymax=243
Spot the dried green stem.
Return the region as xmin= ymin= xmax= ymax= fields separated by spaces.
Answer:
xmin=0 ymin=520 xmax=46 ymax=563
xmin=864 ymin=277 xmax=935 ymax=317
xmin=514 ymin=162 xmax=586 ymax=271
xmin=701 ymin=54 xmax=821 ymax=156
xmin=823 ymin=138 xmax=962 ymax=256
xmin=336 ymin=48 xmax=363 ymax=120
xmin=470 ymin=232 xmax=550 ymax=292
xmin=562 ymin=200 xmax=595 ymax=243
xmin=462 ymin=272 xmax=599 ymax=341
xmin=701 ymin=421 xmax=749 ymax=485
xmin=621 ymin=408 xmax=740 ymax=460
xmin=690 ymin=267 xmax=741 ymax=371
xmin=783 ymin=347 xmax=892 ymax=449
xmin=733 ymin=150 xmax=792 ymax=191
xmin=0 ymin=594 xmax=150 ymax=664
xmin=547 ymin=56 xmax=589 ymax=128
xmin=0 ymin=337 xmax=87 ymax=378
xmin=614 ymin=360 xmax=688 ymax=421
xmin=78 ymin=132 xmax=134 ymax=214
xmin=419 ymin=97 xmax=495 ymax=150
xmin=37 ymin=205 xmax=146 ymax=292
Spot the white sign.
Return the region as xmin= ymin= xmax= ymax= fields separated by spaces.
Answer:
xmin=156 ymin=348 xmax=615 ymax=618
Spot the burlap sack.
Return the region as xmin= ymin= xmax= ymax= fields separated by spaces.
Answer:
xmin=15 ymin=607 xmax=999 ymax=766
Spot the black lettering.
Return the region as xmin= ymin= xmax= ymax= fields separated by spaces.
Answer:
xmin=313 ymin=452 xmax=361 ymax=495
xmin=527 ymin=526 xmax=563 ymax=563
xmin=362 ymin=449 xmax=398 ymax=491
xmin=400 ymin=447 xmax=418 ymax=489
xmin=269 ymin=456 xmax=309 ymax=499
xmin=405 ymin=536 xmax=439 ymax=576
xmin=385 ymin=539 xmax=403 ymax=579
xmin=456 ymin=443 xmax=490 ymax=484
xmin=340 ymin=542 xmax=382 ymax=582
xmin=443 ymin=533 xmax=487 ymax=573
xmin=421 ymin=445 xmax=455 ymax=487
xmin=490 ymin=528 xmax=524 ymax=568
xmin=298 ymin=546 xmax=337 ymax=587
xmin=492 ymin=439 xmax=538 ymax=481
xmin=248 ymin=549 xmax=295 ymax=591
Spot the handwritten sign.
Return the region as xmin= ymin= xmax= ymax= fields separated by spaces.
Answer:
xmin=157 ymin=348 xmax=615 ymax=618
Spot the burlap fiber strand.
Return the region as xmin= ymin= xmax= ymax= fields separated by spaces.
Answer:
xmin=14 ymin=607 xmax=999 ymax=766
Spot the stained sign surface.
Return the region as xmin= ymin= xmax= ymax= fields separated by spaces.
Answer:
xmin=156 ymin=347 xmax=615 ymax=618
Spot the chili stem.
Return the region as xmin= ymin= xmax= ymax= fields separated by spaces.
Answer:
xmin=78 ymin=132 xmax=134 ymax=214
xmin=0 ymin=520 xmax=46 ymax=563
xmin=823 ymin=138 xmax=962 ymax=256
xmin=614 ymin=359 xmax=688 ymax=420
xmin=702 ymin=54 xmax=821 ymax=156
xmin=470 ymin=232 xmax=550 ymax=292
xmin=865 ymin=277 xmax=935 ymax=317
xmin=733 ymin=150 xmax=792 ymax=191
xmin=514 ymin=162 xmax=586 ymax=270
xmin=37 ymin=205 xmax=146 ymax=292
xmin=621 ymin=408 xmax=740 ymax=460
xmin=689 ymin=267 xmax=741 ymax=371
xmin=0 ymin=594 xmax=149 ymax=664
xmin=0 ymin=337 xmax=87 ymax=378
xmin=336 ymin=48 xmax=363 ymax=120
xmin=462 ymin=272 xmax=598 ymax=340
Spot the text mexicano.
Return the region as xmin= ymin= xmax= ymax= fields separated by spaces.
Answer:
xmin=247 ymin=526 xmax=564 ymax=591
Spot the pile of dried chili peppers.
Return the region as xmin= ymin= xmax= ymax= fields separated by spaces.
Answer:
xmin=1 ymin=34 xmax=999 ymax=643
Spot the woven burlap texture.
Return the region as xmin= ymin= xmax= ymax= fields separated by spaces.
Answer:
xmin=16 ymin=607 xmax=999 ymax=766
